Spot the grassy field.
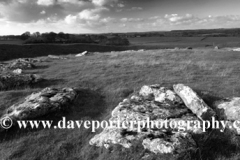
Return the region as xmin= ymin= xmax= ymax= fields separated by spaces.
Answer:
xmin=128 ymin=37 xmax=240 ymax=48
xmin=1 ymin=48 xmax=240 ymax=160
xmin=1 ymin=36 xmax=240 ymax=61
xmin=0 ymin=40 xmax=24 ymax=45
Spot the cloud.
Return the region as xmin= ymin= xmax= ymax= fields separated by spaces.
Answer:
xmin=129 ymin=7 xmax=142 ymax=11
xmin=116 ymin=6 xmax=142 ymax=12
xmin=120 ymin=17 xmax=143 ymax=22
xmin=64 ymin=7 xmax=113 ymax=29
xmin=0 ymin=1 xmax=66 ymax=23
xmin=91 ymin=0 xmax=118 ymax=6
xmin=149 ymin=14 xmax=240 ymax=30
xmin=37 ymin=0 xmax=55 ymax=6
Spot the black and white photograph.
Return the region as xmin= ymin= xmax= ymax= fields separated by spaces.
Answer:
xmin=1 ymin=0 xmax=240 ymax=159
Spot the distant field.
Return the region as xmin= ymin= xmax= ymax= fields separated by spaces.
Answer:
xmin=0 ymin=40 xmax=24 ymax=45
xmin=0 ymin=44 xmax=130 ymax=61
xmin=128 ymin=36 xmax=240 ymax=48
xmin=1 ymin=37 xmax=240 ymax=61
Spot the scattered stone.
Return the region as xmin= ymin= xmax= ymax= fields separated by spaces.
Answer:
xmin=173 ymin=84 xmax=216 ymax=121
xmin=7 ymin=58 xmax=36 ymax=69
xmin=0 ymin=87 xmax=77 ymax=122
xmin=214 ymin=46 xmax=219 ymax=50
xmin=0 ymin=73 xmax=42 ymax=91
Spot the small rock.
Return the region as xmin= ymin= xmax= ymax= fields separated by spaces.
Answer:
xmin=12 ymin=69 xmax=23 ymax=74
xmin=7 ymin=58 xmax=35 ymax=69
xmin=75 ymin=51 xmax=89 ymax=57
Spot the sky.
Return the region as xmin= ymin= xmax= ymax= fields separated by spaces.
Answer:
xmin=0 ymin=0 xmax=240 ymax=35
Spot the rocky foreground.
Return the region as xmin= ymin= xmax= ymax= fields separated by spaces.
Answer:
xmin=90 ymin=84 xmax=240 ymax=155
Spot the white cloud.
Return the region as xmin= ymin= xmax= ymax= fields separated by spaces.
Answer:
xmin=65 ymin=14 xmax=77 ymax=24
xmin=91 ymin=0 xmax=118 ymax=6
xmin=164 ymin=14 xmax=195 ymax=22
xmin=64 ymin=7 xmax=111 ymax=28
xmin=37 ymin=0 xmax=54 ymax=6
xmin=120 ymin=17 xmax=143 ymax=22
xmin=79 ymin=7 xmax=108 ymax=20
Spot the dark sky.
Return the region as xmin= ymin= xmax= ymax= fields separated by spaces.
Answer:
xmin=0 ymin=0 xmax=240 ymax=35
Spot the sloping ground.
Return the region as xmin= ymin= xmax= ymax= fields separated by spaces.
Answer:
xmin=1 ymin=48 xmax=240 ymax=159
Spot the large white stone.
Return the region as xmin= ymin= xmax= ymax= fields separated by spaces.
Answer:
xmin=173 ymin=84 xmax=216 ymax=121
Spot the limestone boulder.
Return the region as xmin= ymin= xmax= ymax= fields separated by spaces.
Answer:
xmin=213 ymin=98 xmax=240 ymax=135
xmin=75 ymin=51 xmax=89 ymax=57
xmin=0 ymin=73 xmax=42 ymax=91
xmin=214 ymin=97 xmax=240 ymax=121
xmin=7 ymin=58 xmax=36 ymax=69
xmin=1 ymin=87 xmax=77 ymax=121
xmin=90 ymin=84 xmax=199 ymax=155
xmin=173 ymin=84 xmax=216 ymax=121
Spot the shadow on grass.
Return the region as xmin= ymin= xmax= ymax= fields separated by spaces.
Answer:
xmin=192 ymin=130 xmax=240 ymax=160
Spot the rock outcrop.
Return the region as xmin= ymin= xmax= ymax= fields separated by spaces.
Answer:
xmin=0 ymin=87 xmax=77 ymax=122
xmin=90 ymin=84 xmax=204 ymax=155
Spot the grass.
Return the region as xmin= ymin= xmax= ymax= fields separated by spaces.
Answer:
xmin=1 ymin=48 xmax=240 ymax=159
xmin=1 ymin=36 xmax=240 ymax=61
xmin=128 ymin=37 xmax=240 ymax=49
